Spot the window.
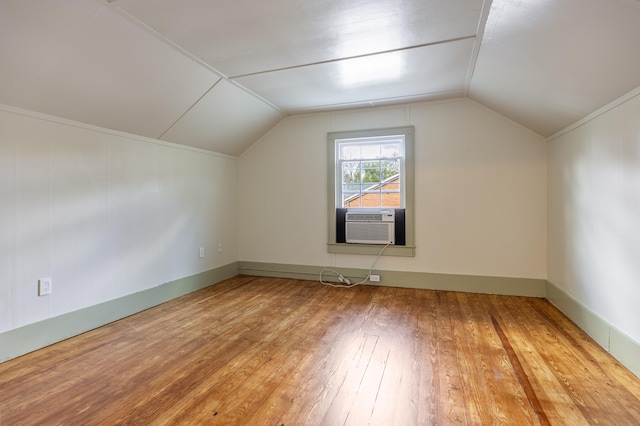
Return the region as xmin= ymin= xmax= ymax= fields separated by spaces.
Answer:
xmin=327 ymin=126 xmax=415 ymax=256
xmin=338 ymin=135 xmax=404 ymax=209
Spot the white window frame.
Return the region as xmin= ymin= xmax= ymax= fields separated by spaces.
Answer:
xmin=337 ymin=135 xmax=405 ymax=209
xmin=327 ymin=126 xmax=415 ymax=257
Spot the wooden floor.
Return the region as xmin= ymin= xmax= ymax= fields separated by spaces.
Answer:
xmin=1 ymin=276 xmax=640 ymax=425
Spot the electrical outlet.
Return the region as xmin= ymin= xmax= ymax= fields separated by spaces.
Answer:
xmin=39 ymin=277 xmax=52 ymax=296
xmin=217 ymin=242 xmax=223 ymax=252
xmin=199 ymin=247 xmax=205 ymax=258
xmin=370 ymin=274 xmax=380 ymax=282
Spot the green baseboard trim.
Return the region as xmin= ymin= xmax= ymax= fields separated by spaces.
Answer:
xmin=237 ymin=261 xmax=546 ymax=297
xmin=546 ymin=281 xmax=640 ymax=378
xmin=610 ymin=328 xmax=640 ymax=379
xmin=0 ymin=262 xmax=239 ymax=363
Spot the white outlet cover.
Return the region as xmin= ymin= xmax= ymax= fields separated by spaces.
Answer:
xmin=39 ymin=277 xmax=52 ymax=296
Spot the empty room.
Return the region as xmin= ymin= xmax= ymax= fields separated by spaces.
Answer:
xmin=1 ymin=0 xmax=640 ymax=424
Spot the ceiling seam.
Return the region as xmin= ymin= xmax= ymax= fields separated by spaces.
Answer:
xmin=157 ymin=79 xmax=223 ymax=140
xmin=224 ymin=80 xmax=289 ymax=116
xmin=103 ymin=2 xmax=227 ymax=78
xmin=285 ymin=90 xmax=465 ymax=114
xmin=547 ymin=83 xmax=640 ymax=142
xmin=100 ymin=0 xmax=286 ymax=116
xmin=464 ymin=0 xmax=494 ymax=97
xmin=229 ymin=35 xmax=477 ymax=79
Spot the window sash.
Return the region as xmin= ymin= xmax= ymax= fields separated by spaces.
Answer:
xmin=337 ymin=138 xmax=405 ymax=209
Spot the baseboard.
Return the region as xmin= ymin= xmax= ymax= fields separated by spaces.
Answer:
xmin=0 ymin=262 xmax=239 ymax=363
xmin=546 ymin=281 xmax=640 ymax=378
xmin=8 ymin=262 xmax=636 ymax=379
xmin=237 ymin=261 xmax=546 ymax=297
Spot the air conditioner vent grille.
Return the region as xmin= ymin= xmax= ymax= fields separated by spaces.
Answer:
xmin=346 ymin=223 xmax=393 ymax=244
xmin=347 ymin=213 xmax=382 ymax=221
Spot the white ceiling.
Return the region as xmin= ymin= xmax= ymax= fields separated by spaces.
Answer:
xmin=1 ymin=0 xmax=640 ymax=155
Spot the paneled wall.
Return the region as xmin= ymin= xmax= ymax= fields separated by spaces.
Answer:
xmin=0 ymin=105 xmax=237 ymax=333
xmin=548 ymin=90 xmax=640 ymax=345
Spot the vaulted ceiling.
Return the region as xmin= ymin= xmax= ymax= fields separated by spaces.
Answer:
xmin=2 ymin=0 xmax=640 ymax=155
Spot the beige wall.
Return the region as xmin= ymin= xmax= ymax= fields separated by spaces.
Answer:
xmin=0 ymin=105 xmax=237 ymax=333
xmin=548 ymin=89 xmax=640 ymax=344
xmin=238 ymin=99 xmax=547 ymax=279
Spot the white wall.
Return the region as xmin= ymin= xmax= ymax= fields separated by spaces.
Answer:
xmin=238 ymin=99 xmax=546 ymax=279
xmin=548 ymin=90 xmax=640 ymax=344
xmin=0 ymin=105 xmax=237 ymax=333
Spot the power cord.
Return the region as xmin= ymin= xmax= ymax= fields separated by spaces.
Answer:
xmin=319 ymin=243 xmax=390 ymax=288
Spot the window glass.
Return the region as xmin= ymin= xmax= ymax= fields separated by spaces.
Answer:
xmin=337 ymin=136 xmax=404 ymax=209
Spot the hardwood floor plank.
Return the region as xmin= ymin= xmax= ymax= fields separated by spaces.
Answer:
xmin=499 ymin=295 xmax=638 ymax=422
xmin=487 ymin=295 xmax=591 ymax=425
xmin=515 ymin=297 xmax=640 ymax=423
xmin=368 ymin=288 xmax=424 ymax=426
xmin=1 ymin=276 xmax=640 ymax=425
xmin=264 ymin=287 xmax=368 ymax=424
xmin=435 ymin=291 xmax=475 ymax=424
xmin=490 ymin=313 xmax=550 ymax=425
xmin=527 ymin=297 xmax=640 ymax=404
xmin=243 ymin=289 xmax=358 ymax=425
xmin=161 ymin=280 xmax=343 ymax=425
xmin=415 ymin=288 xmax=440 ymax=425
xmin=457 ymin=292 xmax=540 ymax=425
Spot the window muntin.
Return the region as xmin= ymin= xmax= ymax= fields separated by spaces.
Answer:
xmin=337 ymin=136 xmax=405 ymax=209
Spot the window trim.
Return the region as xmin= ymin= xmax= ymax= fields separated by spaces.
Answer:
xmin=327 ymin=126 xmax=415 ymax=257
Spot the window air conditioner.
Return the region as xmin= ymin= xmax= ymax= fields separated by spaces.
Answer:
xmin=345 ymin=210 xmax=395 ymax=245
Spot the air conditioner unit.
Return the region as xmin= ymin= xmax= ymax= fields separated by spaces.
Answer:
xmin=345 ymin=210 xmax=395 ymax=245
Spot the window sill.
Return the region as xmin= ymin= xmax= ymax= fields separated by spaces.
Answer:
xmin=327 ymin=243 xmax=415 ymax=257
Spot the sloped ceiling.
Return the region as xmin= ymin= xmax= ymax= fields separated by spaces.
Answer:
xmin=1 ymin=0 xmax=640 ymax=155
xmin=470 ymin=0 xmax=640 ymax=137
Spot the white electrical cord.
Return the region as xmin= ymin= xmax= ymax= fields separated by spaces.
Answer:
xmin=319 ymin=243 xmax=390 ymax=288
